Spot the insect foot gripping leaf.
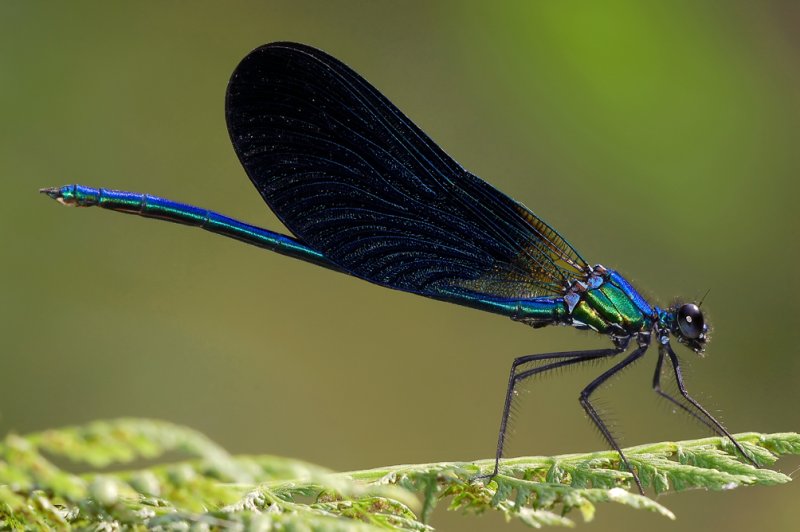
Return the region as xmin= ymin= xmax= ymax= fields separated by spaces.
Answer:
xmin=0 ymin=419 xmax=796 ymax=530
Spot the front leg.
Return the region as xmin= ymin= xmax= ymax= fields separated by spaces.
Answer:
xmin=652 ymin=348 xmax=717 ymax=431
xmin=663 ymin=342 xmax=758 ymax=467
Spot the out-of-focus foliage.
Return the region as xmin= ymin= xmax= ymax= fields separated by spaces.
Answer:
xmin=3 ymin=2 xmax=799 ymax=532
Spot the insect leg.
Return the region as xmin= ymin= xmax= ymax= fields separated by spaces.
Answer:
xmin=663 ymin=342 xmax=759 ymax=467
xmin=482 ymin=342 xmax=628 ymax=480
xmin=579 ymin=335 xmax=651 ymax=494
xmin=652 ymin=349 xmax=717 ymax=431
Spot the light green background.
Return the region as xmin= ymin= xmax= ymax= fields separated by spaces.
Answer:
xmin=2 ymin=2 xmax=798 ymax=530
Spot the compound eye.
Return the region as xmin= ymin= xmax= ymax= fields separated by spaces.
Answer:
xmin=677 ymin=303 xmax=704 ymax=339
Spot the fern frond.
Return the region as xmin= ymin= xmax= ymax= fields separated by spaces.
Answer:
xmin=0 ymin=419 xmax=796 ymax=530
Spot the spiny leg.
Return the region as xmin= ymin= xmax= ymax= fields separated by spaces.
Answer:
xmin=652 ymin=349 xmax=717 ymax=432
xmin=663 ymin=342 xmax=759 ymax=467
xmin=482 ymin=342 xmax=629 ymax=480
xmin=579 ymin=335 xmax=651 ymax=494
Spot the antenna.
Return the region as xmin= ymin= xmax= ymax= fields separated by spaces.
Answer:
xmin=698 ymin=288 xmax=711 ymax=307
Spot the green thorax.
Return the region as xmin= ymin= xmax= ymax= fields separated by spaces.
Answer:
xmin=572 ymin=281 xmax=648 ymax=334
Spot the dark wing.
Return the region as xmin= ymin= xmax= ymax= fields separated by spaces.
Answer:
xmin=225 ymin=42 xmax=587 ymax=303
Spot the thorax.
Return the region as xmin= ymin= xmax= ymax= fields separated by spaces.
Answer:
xmin=565 ymin=265 xmax=654 ymax=335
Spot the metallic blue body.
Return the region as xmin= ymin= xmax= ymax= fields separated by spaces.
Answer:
xmin=55 ymin=185 xmax=339 ymax=272
xmin=47 ymin=186 xmax=656 ymax=338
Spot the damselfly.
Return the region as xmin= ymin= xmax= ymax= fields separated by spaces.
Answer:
xmin=42 ymin=42 xmax=756 ymax=493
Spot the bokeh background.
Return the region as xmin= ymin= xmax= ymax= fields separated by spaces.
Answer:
xmin=2 ymin=1 xmax=798 ymax=530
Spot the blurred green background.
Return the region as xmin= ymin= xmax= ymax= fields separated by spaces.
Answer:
xmin=2 ymin=1 xmax=798 ymax=530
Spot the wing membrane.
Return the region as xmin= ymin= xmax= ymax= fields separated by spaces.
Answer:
xmin=225 ymin=42 xmax=587 ymax=302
